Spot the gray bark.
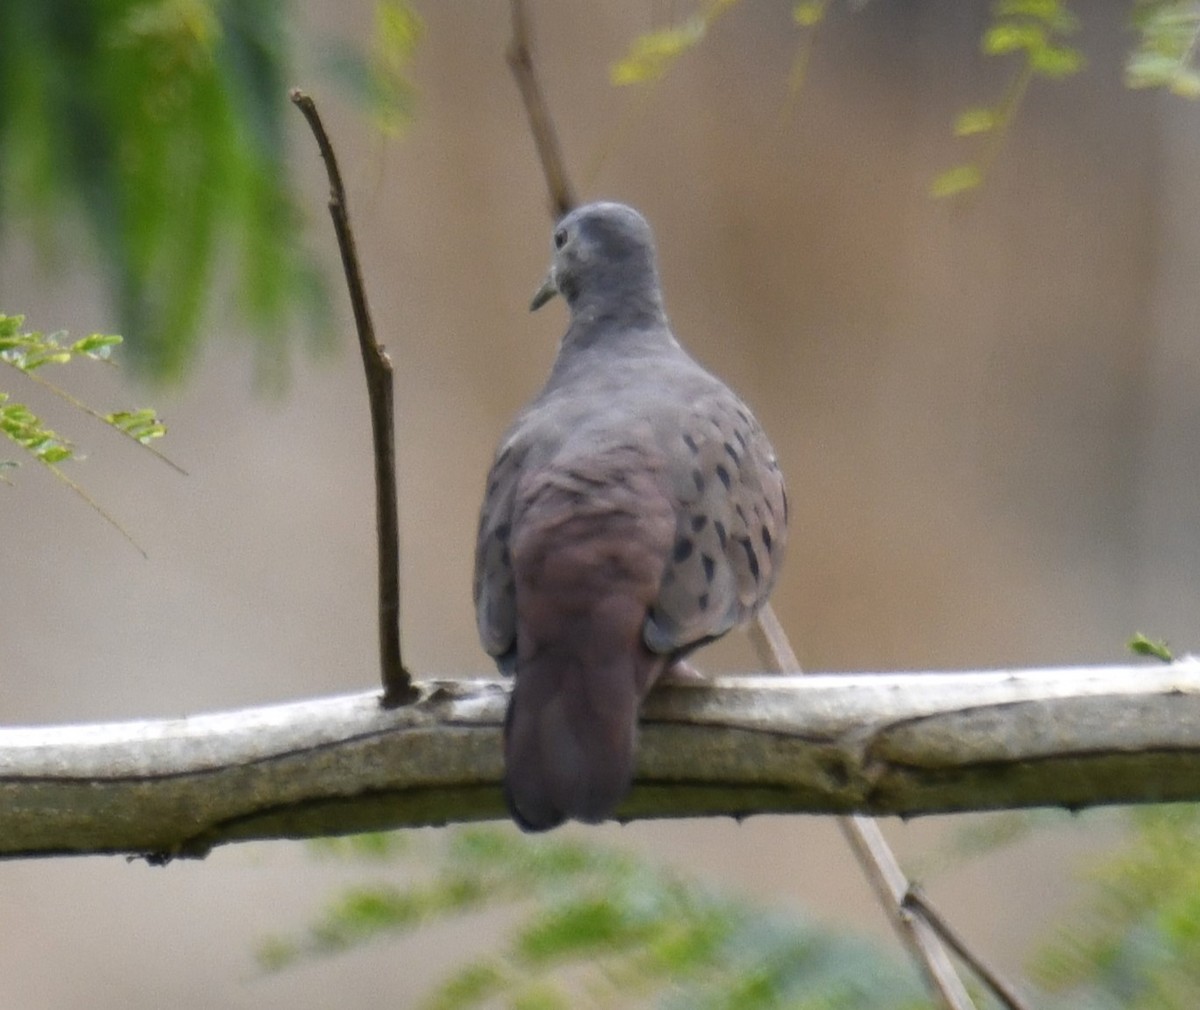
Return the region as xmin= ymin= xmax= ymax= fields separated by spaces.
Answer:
xmin=2 ymin=662 xmax=1198 ymax=860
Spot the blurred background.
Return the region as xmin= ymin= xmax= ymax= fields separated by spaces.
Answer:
xmin=3 ymin=1 xmax=1199 ymax=1006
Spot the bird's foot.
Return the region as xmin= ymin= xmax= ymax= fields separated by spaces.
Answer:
xmin=659 ymin=658 xmax=707 ymax=685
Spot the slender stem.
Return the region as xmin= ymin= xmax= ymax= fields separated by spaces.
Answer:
xmin=507 ymin=0 xmax=577 ymax=217
xmin=290 ymin=89 xmax=415 ymax=708
xmin=7 ymin=363 xmax=186 ymax=475
xmin=757 ymin=605 xmax=977 ymax=1010
xmin=45 ymin=459 xmax=148 ymax=559
xmin=905 ymin=886 xmax=1036 ymax=1010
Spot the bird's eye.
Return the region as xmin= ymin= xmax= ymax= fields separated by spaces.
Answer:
xmin=553 ymin=228 xmax=567 ymax=250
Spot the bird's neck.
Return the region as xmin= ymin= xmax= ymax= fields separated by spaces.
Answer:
xmin=563 ymin=288 xmax=667 ymax=347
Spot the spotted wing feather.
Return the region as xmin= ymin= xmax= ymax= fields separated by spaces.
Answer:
xmin=644 ymin=389 xmax=787 ymax=655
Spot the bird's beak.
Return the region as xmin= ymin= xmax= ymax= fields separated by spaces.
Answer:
xmin=530 ymin=269 xmax=558 ymax=312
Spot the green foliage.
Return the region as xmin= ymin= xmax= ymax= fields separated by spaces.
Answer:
xmin=262 ymin=826 xmax=932 ymax=1010
xmin=1128 ymin=1 xmax=1200 ymax=97
xmin=0 ymin=0 xmax=328 ymax=381
xmin=929 ymin=165 xmax=984 ymax=200
xmin=322 ymin=0 xmax=422 ymax=138
xmin=0 ymin=313 xmax=169 ymax=457
xmin=610 ymin=0 xmax=740 ymax=86
xmin=784 ymin=1 xmax=829 ymax=101
xmin=612 ymin=1 xmax=1198 ymax=202
xmin=932 ymin=0 xmax=1084 ymax=198
xmin=269 ymin=810 xmax=1200 ymax=1009
xmin=0 ymin=312 xmax=176 ymax=549
xmin=793 ymin=2 xmax=827 ymax=30
xmin=0 ymin=395 xmax=72 ymax=466
xmin=1033 ymin=805 xmax=1200 ymax=1010
xmin=1128 ymin=632 xmax=1174 ymax=663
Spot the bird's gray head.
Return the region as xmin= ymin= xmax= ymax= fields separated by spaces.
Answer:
xmin=530 ymin=202 xmax=665 ymax=322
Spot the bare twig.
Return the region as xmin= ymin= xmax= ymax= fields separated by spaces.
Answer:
xmin=290 ymin=89 xmax=416 ymax=708
xmin=756 ymin=605 xmax=977 ymax=1010
xmin=507 ymin=0 xmax=577 ymax=217
xmin=45 ymin=459 xmax=148 ymax=560
xmin=758 ymin=607 xmax=1031 ymax=1010
xmin=906 ymin=886 xmax=1036 ymax=1010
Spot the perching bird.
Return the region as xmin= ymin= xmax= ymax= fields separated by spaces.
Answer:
xmin=474 ymin=202 xmax=787 ymax=831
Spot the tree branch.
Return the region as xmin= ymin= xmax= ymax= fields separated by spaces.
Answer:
xmin=289 ymin=90 xmax=416 ymax=707
xmin=4 ymin=662 xmax=1199 ymax=861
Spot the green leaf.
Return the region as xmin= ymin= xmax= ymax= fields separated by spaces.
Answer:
xmin=930 ymin=164 xmax=983 ymax=198
xmin=511 ymin=985 xmax=571 ymax=1010
xmin=38 ymin=445 xmax=73 ymax=464
xmin=0 ymin=401 xmax=75 ymax=464
xmin=983 ymin=22 xmax=1047 ymax=55
xmin=610 ymin=18 xmax=707 ymax=85
xmin=71 ymin=333 xmax=124 ymax=358
xmin=21 ymin=349 xmax=72 ymax=371
xmin=995 ymin=0 xmax=1078 ymax=32
xmin=517 ymin=898 xmax=645 ymax=964
xmin=1169 ymin=67 xmax=1200 ymax=98
xmin=255 ymin=937 xmax=299 ymax=972
xmin=1127 ymin=51 xmax=1185 ymax=88
xmin=1031 ymin=44 xmax=1084 ymax=78
xmin=1129 ymin=632 xmax=1174 ymax=663
xmin=369 ymin=1 xmax=423 ymax=136
xmin=424 ymin=960 xmax=507 ymax=1010
xmin=105 ymin=409 xmax=167 ymax=444
xmin=792 ymin=1 xmax=825 ymax=28
xmin=954 ymin=106 xmax=998 ymax=135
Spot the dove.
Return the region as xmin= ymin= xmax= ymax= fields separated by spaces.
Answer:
xmin=474 ymin=202 xmax=787 ymax=831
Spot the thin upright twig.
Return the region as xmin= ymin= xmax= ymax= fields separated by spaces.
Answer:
xmin=507 ymin=0 xmax=577 ymax=217
xmin=290 ymin=89 xmax=416 ymax=708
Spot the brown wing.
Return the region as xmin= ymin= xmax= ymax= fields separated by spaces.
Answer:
xmin=473 ymin=436 xmax=526 ymax=671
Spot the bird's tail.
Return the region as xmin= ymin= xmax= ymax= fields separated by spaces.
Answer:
xmin=504 ymin=587 xmax=665 ymax=832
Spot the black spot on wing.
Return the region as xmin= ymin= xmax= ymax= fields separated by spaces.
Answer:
xmin=673 ymin=538 xmax=694 ymax=563
xmin=739 ymin=537 xmax=760 ymax=582
xmin=691 ymin=514 xmax=709 ymax=533
xmin=715 ymin=464 xmax=732 ymax=490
